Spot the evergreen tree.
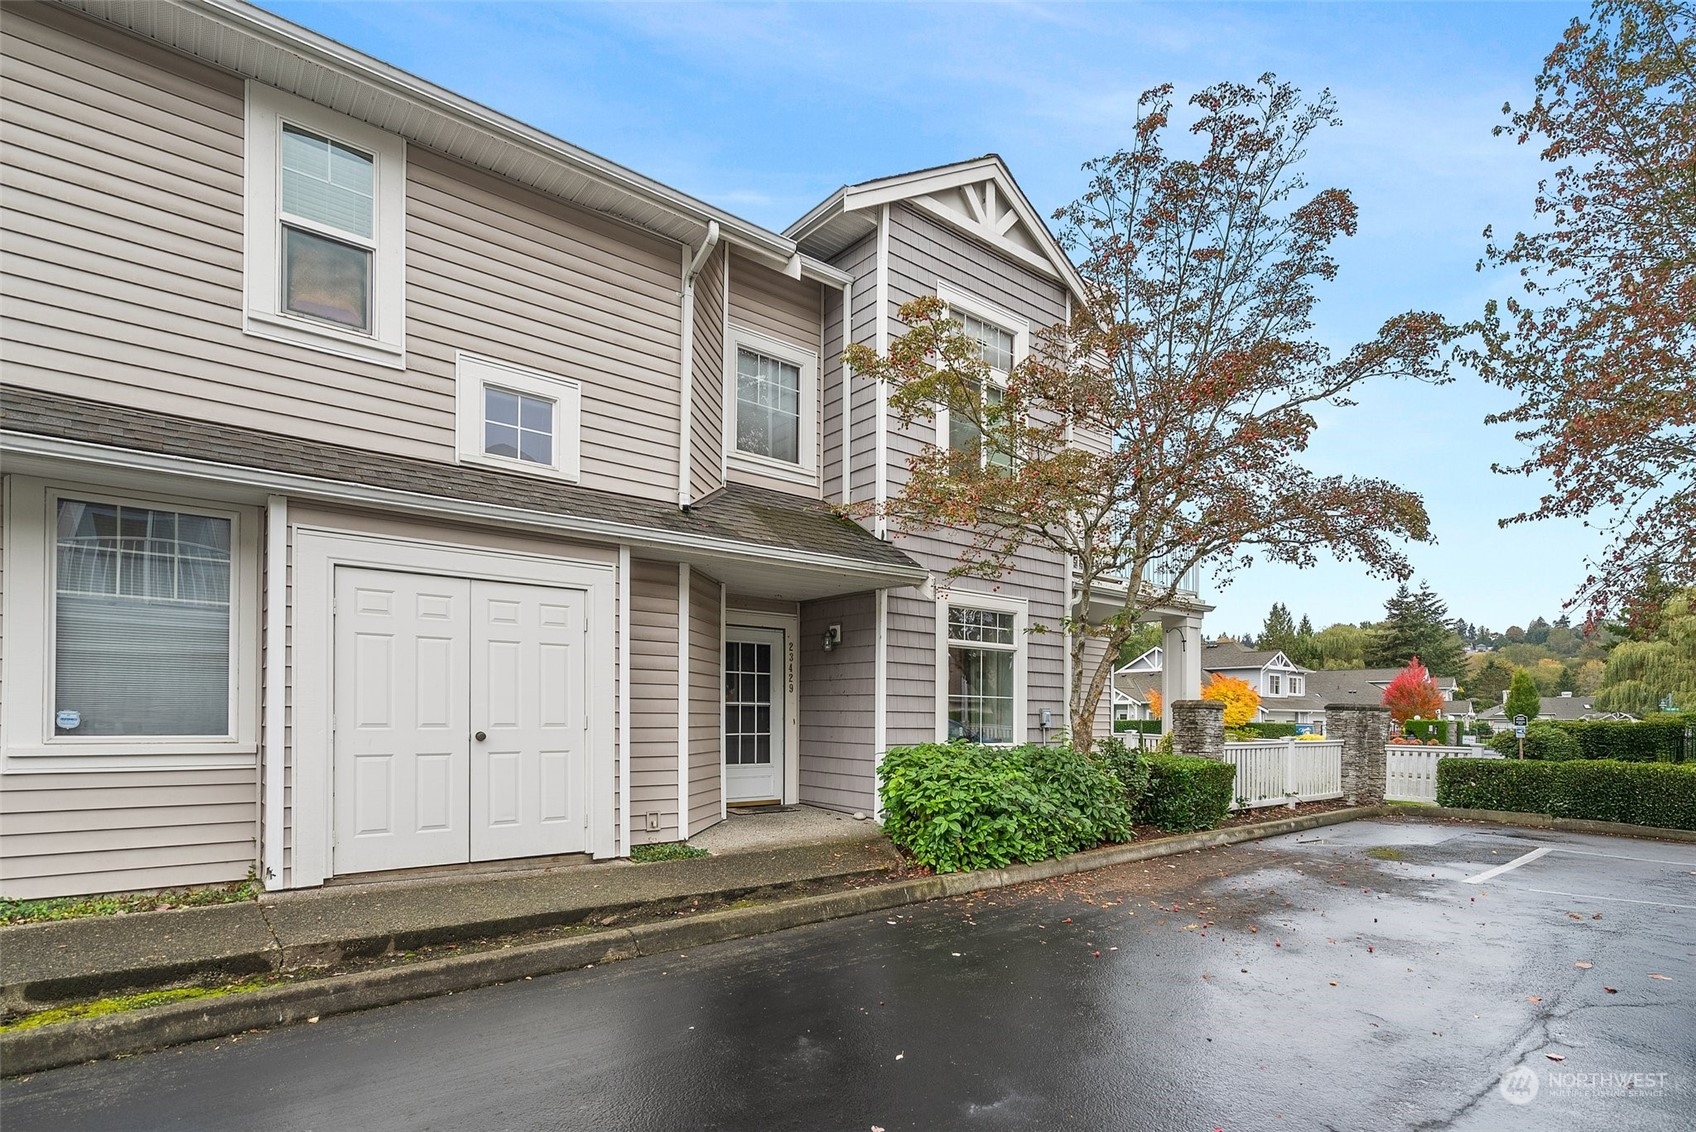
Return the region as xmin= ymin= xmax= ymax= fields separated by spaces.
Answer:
xmin=1366 ymin=582 xmax=1466 ymax=676
xmin=1293 ymin=615 xmax=1318 ymax=668
xmin=1260 ymin=603 xmax=1299 ymax=658
xmin=1505 ymin=668 xmax=1542 ymax=721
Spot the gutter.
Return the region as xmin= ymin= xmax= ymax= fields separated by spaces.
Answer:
xmin=676 ymin=221 xmax=720 ymax=508
xmin=1 ymin=431 xmax=928 ymax=587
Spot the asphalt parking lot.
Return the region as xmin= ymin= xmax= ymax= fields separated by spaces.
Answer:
xmin=5 ymin=816 xmax=1692 ymax=1131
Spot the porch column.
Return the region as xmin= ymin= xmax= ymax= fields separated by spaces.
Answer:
xmin=1329 ymin=703 xmax=1390 ymax=805
xmin=1160 ymin=613 xmax=1204 ymax=730
xmin=1170 ymin=700 xmax=1225 ymax=761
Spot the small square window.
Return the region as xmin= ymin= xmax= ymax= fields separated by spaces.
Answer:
xmin=483 ymin=386 xmax=555 ymax=466
xmin=456 ymin=354 xmax=580 ymax=481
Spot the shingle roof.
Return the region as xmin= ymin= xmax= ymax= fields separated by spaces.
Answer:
xmin=1 ymin=386 xmax=920 ymax=572
xmin=1201 ymin=641 xmax=1288 ymax=670
xmin=1477 ymin=695 xmax=1630 ymax=722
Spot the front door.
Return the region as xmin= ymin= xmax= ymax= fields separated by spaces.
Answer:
xmin=333 ymin=568 xmax=587 ymax=875
xmin=724 ymin=627 xmax=785 ymax=803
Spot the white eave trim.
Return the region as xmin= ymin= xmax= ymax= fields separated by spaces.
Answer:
xmin=2 ymin=430 xmax=929 ymax=587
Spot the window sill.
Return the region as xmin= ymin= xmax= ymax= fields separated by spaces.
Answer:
xmin=726 ymin=450 xmax=817 ymax=488
xmin=244 ymin=310 xmax=405 ymax=369
xmin=455 ymin=448 xmax=581 ymax=484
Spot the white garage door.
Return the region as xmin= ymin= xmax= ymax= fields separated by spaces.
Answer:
xmin=333 ymin=568 xmax=588 ymax=875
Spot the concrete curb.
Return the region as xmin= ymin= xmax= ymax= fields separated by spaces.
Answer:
xmin=1 ymin=805 xmax=1382 ymax=1076
xmin=1394 ymin=804 xmax=1696 ymax=843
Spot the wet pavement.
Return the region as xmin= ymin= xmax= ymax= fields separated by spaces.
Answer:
xmin=5 ymin=818 xmax=1692 ymax=1131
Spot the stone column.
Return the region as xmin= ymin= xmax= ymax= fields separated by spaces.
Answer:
xmin=1170 ymin=699 xmax=1225 ymax=761
xmin=1329 ymin=703 xmax=1390 ymax=805
xmin=1159 ymin=613 xmax=1204 ymax=731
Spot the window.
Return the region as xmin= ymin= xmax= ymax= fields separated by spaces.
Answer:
xmin=936 ymin=593 xmax=1027 ymax=745
xmin=245 ymin=85 xmax=405 ymax=365
xmin=724 ymin=326 xmax=818 ymax=485
xmin=935 ymin=284 xmax=1027 ymax=471
xmin=455 ymin=353 xmax=581 ymax=481
xmin=1291 ymin=676 xmax=1304 ymax=696
xmin=1269 ymin=673 xmax=1282 ymax=695
xmin=54 ymin=500 xmax=232 ymax=737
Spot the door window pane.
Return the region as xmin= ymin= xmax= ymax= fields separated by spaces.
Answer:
xmin=54 ymin=499 xmax=232 ymax=737
xmin=724 ymin=640 xmax=775 ymax=766
xmin=283 ymin=226 xmax=370 ymax=329
xmin=735 ymin=348 xmax=801 ymax=463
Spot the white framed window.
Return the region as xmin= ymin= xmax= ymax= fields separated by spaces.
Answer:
xmin=723 ymin=325 xmax=818 ymax=485
xmin=455 ymin=353 xmax=582 ymax=481
xmin=1269 ymin=673 xmax=1282 ymax=695
xmin=1291 ymin=676 xmax=1304 ymax=696
xmin=935 ymin=590 xmax=1027 ymax=745
xmin=1 ymin=478 xmax=260 ymax=765
xmin=245 ymin=84 xmax=406 ymax=366
xmin=935 ymin=283 xmax=1028 ymax=471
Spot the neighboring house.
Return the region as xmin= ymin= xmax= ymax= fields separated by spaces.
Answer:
xmin=1299 ymin=668 xmax=1462 ymax=732
xmin=1112 ymin=640 xmax=1313 ymax=726
xmin=1476 ymin=694 xmax=1638 ymax=724
xmin=0 ymin=1 xmax=1204 ymax=898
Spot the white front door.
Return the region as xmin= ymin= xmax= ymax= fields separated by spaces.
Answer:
xmin=724 ymin=627 xmax=784 ymax=804
xmin=333 ymin=568 xmax=588 ymax=875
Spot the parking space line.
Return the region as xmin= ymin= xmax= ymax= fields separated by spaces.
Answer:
xmin=1546 ymin=847 xmax=1696 ymax=867
xmin=1465 ymin=846 xmax=1552 ymax=884
xmin=1517 ymin=887 xmax=1696 ymax=912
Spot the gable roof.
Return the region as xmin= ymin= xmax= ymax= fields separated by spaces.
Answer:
xmin=1200 ymin=641 xmax=1296 ymax=671
xmin=1476 ymin=696 xmax=1635 ymax=723
xmin=786 ymin=155 xmax=1091 ymax=308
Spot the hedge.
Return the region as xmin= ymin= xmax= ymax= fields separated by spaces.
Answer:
xmin=1436 ymin=758 xmax=1696 ymax=830
xmin=1113 ymin=719 xmax=1163 ymax=734
xmin=877 ymin=742 xmax=1132 ymax=873
xmin=1402 ymin=719 xmax=1453 ymax=745
xmin=1553 ymin=719 xmax=1689 ymax=763
xmin=1489 ymin=721 xmax=1581 ymax=761
xmin=1134 ymin=754 xmax=1236 ymax=833
xmin=1237 ymin=721 xmax=1301 ymax=739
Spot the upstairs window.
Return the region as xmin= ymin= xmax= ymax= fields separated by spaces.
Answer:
xmin=724 ymin=326 xmax=818 ymax=486
xmin=245 ymin=86 xmax=406 ymax=365
xmin=1291 ymin=676 xmax=1304 ymax=696
xmin=1269 ymin=673 xmax=1282 ymax=695
xmin=455 ymin=353 xmax=581 ymax=481
xmin=936 ymin=285 xmax=1026 ymax=471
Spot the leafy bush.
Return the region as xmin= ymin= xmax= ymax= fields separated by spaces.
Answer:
xmin=1437 ymin=758 xmax=1696 ymax=830
xmin=1402 ymin=718 xmax=1452 ymax=745
xmin=1473 ymin=721 xmax=1495 ymax=738
xmin=629 ymin=842 xmax=710 ymax=863
xmin=1488 ymin=721 xmax=1581 ymax=760
xmin=1237 ymin=721 xmax=1301 ymax=739
xmin=1555 ymin=720 xmax=1688 ymax=763
xmin=1094 ymin=736 xmax=1151 ymax=807
xmin=1134 ymin=755 xmax=1236 ymax=833
xmin=1113 ymin=719 xmax=1163 ymax=734
xmin=878 ymin=742 xmax=1132 ymax=873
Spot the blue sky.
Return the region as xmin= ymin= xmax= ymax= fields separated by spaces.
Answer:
xmin=267 ymin=0 xmax=1591 ymax=637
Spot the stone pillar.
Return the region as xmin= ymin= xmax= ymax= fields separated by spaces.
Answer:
xmin=1159 ymin=613 xmax=1204 ymax=731
xmin=1170 ymin=699 xmax=1225 ymax=761
xmin=1329 ymin=703 xmax=1390 ymax=805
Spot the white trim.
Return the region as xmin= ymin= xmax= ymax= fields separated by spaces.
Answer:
xmin=1 ymin=477 xmax=261 ymax=769
xmin=619 ymin=546 xmax=632 ymax=856
xmin=723 ymin=610 xmax=801 ymax=805
xmin=677 ymin=562 xmax=691 ymax=838
xmin=874 ymin=205 xmax=890 ymax=539
xmin=1 ymin=433 xmax=931 ymax=592
xmin=722 ymin=323 xmax=820 ymax=487
xmin=873 ymin=587 xmax=888 ymax=811
xmin=839 ymin=277 xmax=854 ymax=506
xmin=243 ymin=83 xmax=405 ymax=367
xmin=454 ymin=352 xmax=582 ymax=482
xmin=290 ymin=526 xmax=617 ymax=887
xmin=677 ymin=244 xmax=696 ymax=509
xmin=718 ymin=580 xmax=728 ymax=822
xmin=261 ymin=494 xmax=288 ymax=888
xmin=934 ymin=587 xmax=1029 ymax=745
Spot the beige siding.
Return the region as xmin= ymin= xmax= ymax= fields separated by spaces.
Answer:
xmin=798 ymin=592 xmax=878 ymax=813
xmin=629 ymin=559 xmax=681 ymax=842
xmin=827 ymin=234 xmax=880 ymax=504
xmin=690 ymin=244 xmax=727 ymax=502
xmin=725 ymin=595 xmax=801 ymax=617
xmin=725 ymin=252 xmax=825 ymax=496
xmin=1 ymin=5 xmax=686 ymax=503
xmin=0 ymin=768 xmax=259 ymax=899
xmin=686 ymin=571 xmax=722 ymax=835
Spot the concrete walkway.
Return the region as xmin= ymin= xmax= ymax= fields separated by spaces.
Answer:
xmin=1 ymin=819 xmax=897 ymax=1010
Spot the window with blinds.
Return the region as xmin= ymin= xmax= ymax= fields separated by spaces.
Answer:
xmin=280 ymin=125 xmax=375 ymax=330
xmin=53 ymin=499 xmax=233 ymax=738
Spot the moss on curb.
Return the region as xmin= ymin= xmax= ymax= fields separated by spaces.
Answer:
xmin=2 ymin=980 xmax=272 ymax=1033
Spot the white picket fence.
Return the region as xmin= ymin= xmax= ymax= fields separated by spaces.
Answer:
xmin=1385 ymin=745 xmax=1503 ymax=803
xmin=1220 ymin=740 xmax=1344 ymax=810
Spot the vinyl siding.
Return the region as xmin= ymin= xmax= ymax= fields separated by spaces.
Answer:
xmin=0 ymin=768 xmax=259 ymax=899
xmin=0 ymin=5 xmax=686 ymax=503
xmin=629 ymin=559 xmax=681 ymax=843
xmin=798 ymin=592 xmax=877 ymax=813
xmin=686 ymin=570 xmax=722 ymax=836
xmin=833 ymin=234 xmax=881 ymax=506
xmin=689 ymin=244 xmax=727 ymax=502
xmin=724 ymin=252 xmax=825 ymax=497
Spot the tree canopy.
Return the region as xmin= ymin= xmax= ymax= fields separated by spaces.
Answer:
xmin=1505 ymin=668 xmax=1543 ymax=721
xmin=1382 ymin=658 xmax=1445 ymax=725
xmin=845 ymin=76 xmax=1454 ymax=747
xmin=1202 ymin=673 xmax=1262 ymax=728
xmin=1366 ymin=583 xmax=1466 ymax=677
xmin=1467 ymin=0 xmax=1696 ymax=624
xmin=1594 ymin=589 xmax=1696 ymax=713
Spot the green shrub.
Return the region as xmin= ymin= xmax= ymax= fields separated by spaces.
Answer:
xmin=1134 ymin=754 xmax=1236 ymax=833
xmin=1094 ymin=736 xmax=1151 ymax=808
xmin=1488 ymin=721 xmax=1581 ymax=761
xmin=1437 ymin=758 xmax=1696 ymax=830
xmin=1237 ymin=721 xmax=1301 ymax=739
xmin=1402 ymin=718 xmax=1452 ymax=745
xmin=1555 ymin=720 xmax=1688 ymax=763
xmin=629 ymin=842 xmax=710 ymax=863
xmin=877 ymin=742 xmax=1132 ymax=873
xmin=1113 ymin=719 xmax=1163 ymax=734
xmin=1473 ymin=721 xmax=1495 ymax=738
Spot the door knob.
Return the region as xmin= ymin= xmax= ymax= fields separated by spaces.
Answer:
xmin=474 ymin=731 xmax=487 ymax=742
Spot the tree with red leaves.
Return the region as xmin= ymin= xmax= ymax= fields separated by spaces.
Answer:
xmin=1382 ymin=658 xmax=1445 ymax=726
xmin=846 ymin=76 xmax=1455 ymax=749
xmin=1468 ymin=0 xmax=1696 ymax=626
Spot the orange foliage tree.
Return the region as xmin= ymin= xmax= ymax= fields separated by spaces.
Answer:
xmin=1382 ymin=657 xmax=1445 ymax=725
xmin=1201 ymin=673 xmax=1261 ymax=728
xmin=1144 ymin=687 xmax=1163 ymax=719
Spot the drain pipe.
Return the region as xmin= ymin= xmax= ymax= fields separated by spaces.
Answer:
xmin=677 ymin=220 xmax=721 ymax=509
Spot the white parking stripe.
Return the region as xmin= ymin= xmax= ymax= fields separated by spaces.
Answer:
xmin=1545 ymin=847 xmax=1696 ymax=867
xmin=1465 ymin=846 xmax=1552 ymax=883
xmin=1518 ymin=887 xmax=1696 ymax=912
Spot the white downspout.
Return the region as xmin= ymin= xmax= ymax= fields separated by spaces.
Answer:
xmin=262 ymin=494 xmax=287 ymax=889
xmin=840 ymin=276 xmax=853 ymax=506
xmin=677 ymin=220 xmax=720 ymax=509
